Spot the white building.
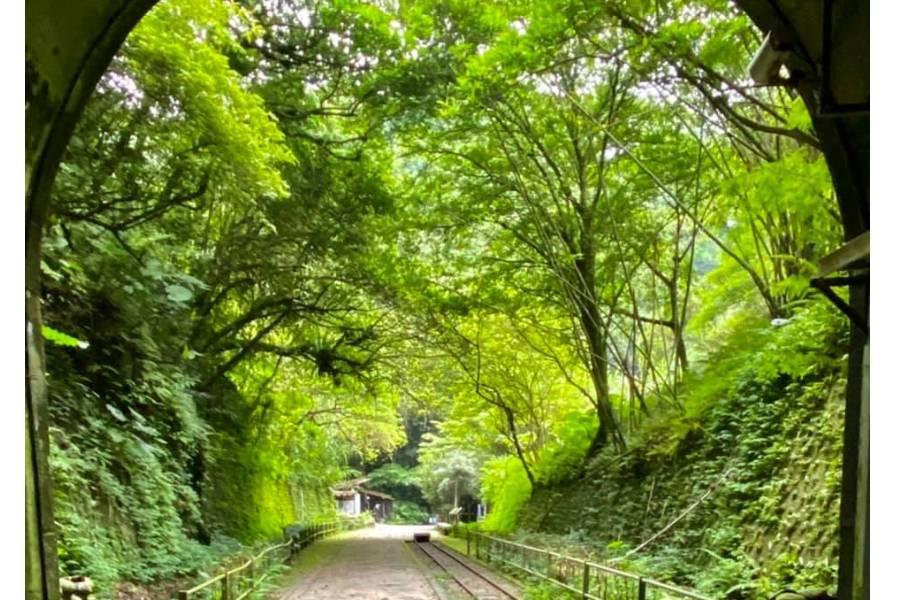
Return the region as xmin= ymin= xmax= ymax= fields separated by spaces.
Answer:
xmin=332 ymin=478 xmax=394 ymax=522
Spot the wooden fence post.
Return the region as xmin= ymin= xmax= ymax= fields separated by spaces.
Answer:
xmin=637 ymin=577 xmax=647 ymax=600
xmin=581 ymin=561 xmax=590 ymax=599
xmin=222 ymin=572 xmax=230 ymax=600
xmin=466 ymin=529 xmax=471 ymax=556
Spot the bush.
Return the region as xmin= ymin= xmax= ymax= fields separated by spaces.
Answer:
xmin=49 ymin=380 xmax=220 ymax=596
xmin=389 ymin=501 xmax=429 ymax=524
xmin=340 ymin=511 xmax=376 ymax=529
xmin=534 ymin=411 xmax=597 ymax=485
xmin=448 ymin=521 xmax=480 ymax=538
xmin=480 ymin=457 xmax=532 ymax=533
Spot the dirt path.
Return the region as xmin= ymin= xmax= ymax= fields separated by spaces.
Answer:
xmin=277 ymin=525 xmax=441 ymax=600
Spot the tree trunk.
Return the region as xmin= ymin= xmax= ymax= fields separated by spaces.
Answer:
xmin=669 ymin=279 xmax=689 ymax=376
xmin=503 ymin=406 xmax=536 ymax=487
xmin=574 ymin=251 xmax=625 ymax=456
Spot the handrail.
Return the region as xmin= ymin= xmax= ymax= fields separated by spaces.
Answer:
xmin=177 ymin=521 xmax=342 ymax=600
xmin=466 ymin=531 xmax=711 ymax=600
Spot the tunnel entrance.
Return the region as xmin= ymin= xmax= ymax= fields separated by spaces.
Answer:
xmin=26 ymin=1 xmax=869 ymax=598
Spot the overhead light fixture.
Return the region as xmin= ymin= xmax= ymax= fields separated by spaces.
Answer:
xmin=748 ymin=32 xmax=791 ymax=85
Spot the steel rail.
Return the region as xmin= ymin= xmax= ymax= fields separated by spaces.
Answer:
xmin=415 ymin=541 xmax=518 ymax=600
xmin=428 ymin=542 xmax=519 ymax=599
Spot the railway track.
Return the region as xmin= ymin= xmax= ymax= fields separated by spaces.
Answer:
xmin=411 ymin=540 xmax=519 ymax=600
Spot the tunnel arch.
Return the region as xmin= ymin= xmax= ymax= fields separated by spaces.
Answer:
xmin=25 ymin=2 xmax=869 ymax=599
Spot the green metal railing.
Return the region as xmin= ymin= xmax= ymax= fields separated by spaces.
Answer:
xmin=177 ymin=522 xmax=341 ymax=600
xmin=466 ymin=532 xmax=711 ymax=600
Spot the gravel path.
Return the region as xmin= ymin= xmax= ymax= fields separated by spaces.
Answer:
xmin=277 ymin=525 xmax=441 ymax=600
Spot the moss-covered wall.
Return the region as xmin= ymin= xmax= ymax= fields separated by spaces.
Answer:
xmin=199 ymin=382 xmax=337 ymax=543
xmin=202 ymin=444 xmax=300 ymax=542
xmin=291 ymin=486 xmax=339 ymax=524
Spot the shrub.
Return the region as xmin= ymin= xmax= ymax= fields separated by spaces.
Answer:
xmin=534 ymin=411 xmax=597 ymax=485
xmin=480 ymin=457 xmax=532 ymax=533
xmin=390 ymin=501 xmax=429 ymax=524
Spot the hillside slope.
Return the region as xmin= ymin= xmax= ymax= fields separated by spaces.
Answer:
xmin=516 ymin=308 xmax=847 ymax=598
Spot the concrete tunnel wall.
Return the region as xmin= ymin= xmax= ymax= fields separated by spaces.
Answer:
xmin=26 ymin=4 xmax=158 ymax=599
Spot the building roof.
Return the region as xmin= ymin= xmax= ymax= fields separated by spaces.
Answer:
xmin=359 ymin=487 xmax=394 ymax=501
xmin=332 ymin=477 xmax=370 ymax=490
xmin=331 ymin=478 xmax=394 ymax=501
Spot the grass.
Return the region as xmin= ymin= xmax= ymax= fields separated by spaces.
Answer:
xmin=435 ymin=534 xmax=469 ymax=556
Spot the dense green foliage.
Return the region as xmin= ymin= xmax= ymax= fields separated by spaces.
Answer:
xmin=389 ymin=501 xmax=431 ymax=525
xmin=42 ymin=0 xmax=846 ymax=597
